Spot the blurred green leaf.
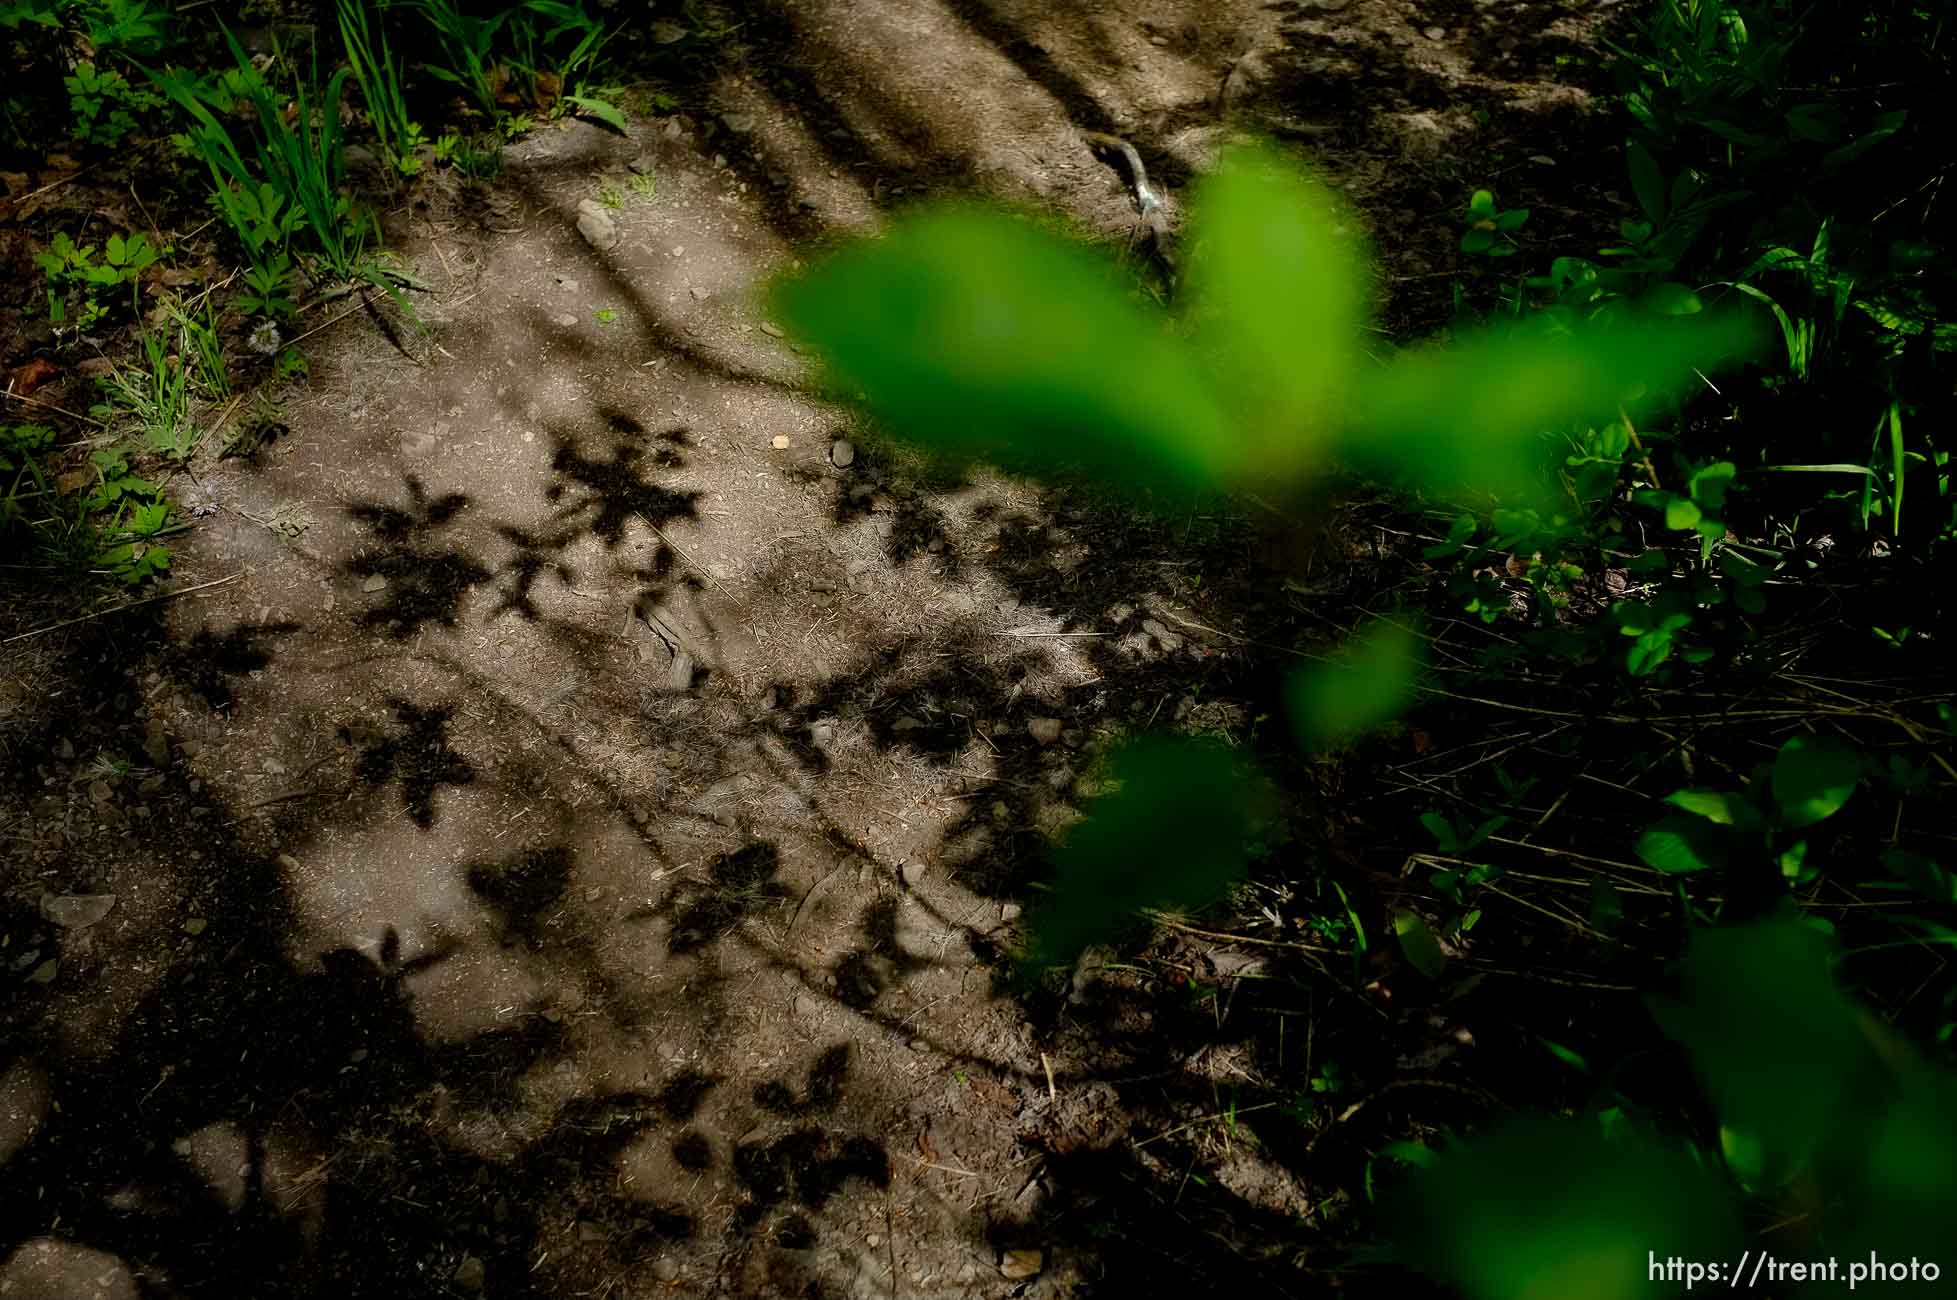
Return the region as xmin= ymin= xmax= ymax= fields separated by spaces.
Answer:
xmin=1287 ymin=616 xmax=1421 ymax=751
xmin=1627 ymin=139 xmax=1667 ymax=226
xmin=1588 ymin=876 xmax=1624 ymax=936
xmin=1770 ymin=734 xmax=1862 ymax=828
xmin=1346 ymin=312 xmax=1763 ymax=504
xmin=1649 ymin=910 xmax=1872 ymax=1181
xmin=1183 ymin=142 xmax=1367 ymax=471
xmin=1635 ymin=815 xmax=1730 ymax=873
xmin=1879 ymin=850 xmax=1956 ymax=903
xmin=768 ymin=203 xmax=1238 ymax=496
xmin=1392 ymin=1116 xmax=1741 ymax=1300
xmin=1394 ymin=909 xmax=1447 ymax=979
xmin=1022 ymin=736 xmax=1275 ymax=969
xmin=1665 ymin=787 xmax=1763 ymax=829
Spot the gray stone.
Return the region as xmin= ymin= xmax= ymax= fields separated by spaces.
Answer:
xmin=830 ymin=439 xmax=855 ymax=468
xmin=1027 ymin=717 xmax=1063 ymax=745
xmin=576 ymin=206 xmax=619 ymax=250
xmin=42 ymin=894 xmax=114 ymax=929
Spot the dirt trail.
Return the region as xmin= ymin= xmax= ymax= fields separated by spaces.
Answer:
xmin=2 ymin=1 xmax=1620 ymax=1295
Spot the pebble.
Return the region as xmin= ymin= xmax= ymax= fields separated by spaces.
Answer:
xmin=1001 ymin=902 xmax=1023 ymax=922
xmin=554 ymin=312 xmax=578 ymax=327
xmin=901 ymin=861 xmax=927 ymax=888
xmin=909 ymin=1038 xmax=927 ymax=1052
xmin=1027 ymin=717 xmax=1063 ymax=745
xmin=42 ymin=894 xmax=115 ymax=929
xmin=892 ymin=715 xmax=923 ymax=733
xmin=1000 ymin=1248 xmax=1044 ymax=1280
xmin=759 ymin=321 xmax=784 ymax=337
xmin=793 ymin=992 xmax=822 ymax=1019
xmin=628 ymin=155 xmax=656 ymax=176
xmin=721 ymin=111 xmax=756 ymax=133
xmin=771 ymin=434 xmax=791 ymax=449
xmin=453 ymin=1254 xmax=484 ymax=1291
xmin=184 ymin=918 xmax=207 ymax=935
xmin=576 ymin=206 xmax=619 ymax=250
xmin=830 ymin=439 xmax=855 ymax=468
xmin=810 ymin=721 xmax=834 ymax=745
xmin=362 ymin=575 xmax=387 ymax=593
xmin=1424 ymin=25 xmax=1445 ymax=39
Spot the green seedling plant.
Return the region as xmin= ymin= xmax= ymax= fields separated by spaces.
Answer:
xmin=509 ymin=0 xmax=626 ymax=130
xmin=629 ymin=169 xmax=656 ymax=200
xmin=1634 ymin=732 xmax=1863 ymax=885
xmin=1459 ymin=188 xmax=1528 ymax=260
xmin=170 ymin=295 xmax=229 ymax=399
xmin=93 ymin=323 xmax=195 ymax=462
xmin=766 ymin=134 xmax=1758 ymax=976
xmin=34 ymin=230 xmax=160 ymax=331
xmin=598 ymin=183 xmax=623 ymax=210
xmin=235 ymin=252 xmax=298 ymax=322
xmin=155 ymin=33 xmax=422 ymax=322
xmin=337 ymin=0 xmax=424 ymax=177
xmin=64 ymin=58 xmax=161 ymax=147
xmin=412 ymin=0 xmax=514 ymax=118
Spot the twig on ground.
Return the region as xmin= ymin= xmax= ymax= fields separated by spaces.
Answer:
xmin=3 ymin=571 xmax=242 ymax=644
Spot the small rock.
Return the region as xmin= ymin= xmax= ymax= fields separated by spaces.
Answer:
xmin=689 ymin=285 xmax=709 ymax=300
xmin=909 ymin=1038 xmax=927 ymax=1052
xmin=1027 ymin=717 xmax=1063 ymax=745
xmin=721 ymin=111 xmax=756 ymax=133
xmin=28 ymin=959 xmax=57 ymax=985
xmin=453 ymin=1254 xmax=485 ymax=1291
xmin=759 ymin=321 xmax=784 ymax=338
xmin=771 ymin=434 xmax=791 ymax=450
xmin=55 ymin=738 xmax=75 ymax=760
xmin=183 ymin=918 xmax=207 ymax=935
xmin=88 ymin=779 xmax=111 ymax=803
xmin=866 ymin=1234 xmax=881 ymax=1248
xmin=829 ymin=439 xmax=855 ymax=468
xmin=1000 ymin=1248 xmax=1044 ymax=1280
xmin=628 ymin=155 xmax=656 ymax=176
xmin=901 ymin=861 xmax=927 ymax=888
xmin=554 ymin=312 xmax=579 ymax=327
xmin=651 ymin=18 xmax=686 ymax=43
xmin=793 ymin=992 xmax=822 ymax=1019
xmin=1530 ymin=154 xmax=1557 ymax=166
xmin=1423 ymin=25 xmax=1445 ymax=39
xmin=555 ymin=275 xmax=581 ymax=292
xmin=576 ymin=207 xmax=619 ymax=250
xmin=144 ymin=734 xmax=169 ymax=767
xmin=1001 ymin=902 xmax=1023 ymax=923
xmin=262 ymin=757 xmax=285 ymax=776
xmin=810 ymin=721 xmax=834 ymax=745
xmin=42 ymin=894 xmax=115 ymax=929
xmin=361 ymin=575 xmax=387 ymax=593
xmin=1148 ymin=34 xmax=1169 ymax=46
xmin=75 ymin=356 xmax=117 ymax=379
xmin=892 ymin=715 xmax=923 ymax=733
xmin=650 ymin=1257 xmax=680 ymax=1282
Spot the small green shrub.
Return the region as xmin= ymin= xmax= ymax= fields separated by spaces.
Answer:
xmin=33 ymin=230 xmax=160 ymax=331
xmin=64 ymin=58 xmax=162 ymax=147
